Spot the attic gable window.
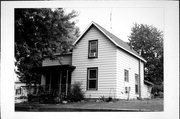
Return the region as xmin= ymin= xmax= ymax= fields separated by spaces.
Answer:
xmin=88 ymin=40 xmax=98 ymax=58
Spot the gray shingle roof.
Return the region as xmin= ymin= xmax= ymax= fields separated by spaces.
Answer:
xmin=73 ymin=21 xmax=146 ymax=62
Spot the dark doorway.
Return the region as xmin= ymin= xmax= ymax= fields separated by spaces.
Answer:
xmin=51 ymin=69 xmax=60 ymax=95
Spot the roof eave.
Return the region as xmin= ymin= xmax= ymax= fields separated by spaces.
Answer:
xmin=73 ymin=21 xmax=94 ymax=46
xmin=144 ymin=80 xmax=154 ymax=86
xmin=116 ymin=46 xmax=147 ymax=63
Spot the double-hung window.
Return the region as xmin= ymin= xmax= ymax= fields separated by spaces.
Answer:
xmin=87 ymin=67 xmax=98 ymax=90
xmin=88 ymin=40 xmax=98 ymax=58
xmin=124 ymin=69 xmax=129 ymax=82
xmin=135 ymin=74 xmax=139 ymax=94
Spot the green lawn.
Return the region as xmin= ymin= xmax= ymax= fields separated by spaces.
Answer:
xmin=16 ymin=98 xmax=163 ymax=111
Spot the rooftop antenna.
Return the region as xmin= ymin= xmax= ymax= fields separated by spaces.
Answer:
xmin=110 ymin=8 xmax=112 ymax=31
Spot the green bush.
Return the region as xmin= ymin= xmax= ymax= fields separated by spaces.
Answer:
xmin=151 ymin=84 xmax=164 ymax=97
xmin=99 ymin=96 xmax=106 ymax=101
xmin=67 ymin=82 xmax=84 ymax=102
xmin=39 ymin=93 xmax=56 ymax=104
xmin=106 ymin=96 xmax=113 ymax=102
xmin=27 ymin=94 xmax=33 ymax=102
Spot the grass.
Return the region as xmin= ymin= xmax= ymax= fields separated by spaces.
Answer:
xmin=54 ymin=98 xmax=163 ymax=111
xmin=15 ymin=98 xmax=163 ymax=111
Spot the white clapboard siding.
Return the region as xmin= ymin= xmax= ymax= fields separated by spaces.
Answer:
xmin=116 ymin=48 xmax=143 ymax=99
xmin=42 ymin=55 xmax=72 ymax=66
xmin=72 ymin=26 xmax=117 ymax=98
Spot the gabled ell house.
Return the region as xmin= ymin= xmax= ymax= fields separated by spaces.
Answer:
xmin=40 ymin=21 xmax=152 ymax=99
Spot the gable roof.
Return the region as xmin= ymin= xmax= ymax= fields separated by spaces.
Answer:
xmin=73 ymin=21 xmax=146 ymax=62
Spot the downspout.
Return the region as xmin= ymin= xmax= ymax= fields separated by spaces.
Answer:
xmin=59 ymin=71 xmax=62 ymax=95
xmin=138 ymin=59 xmax=142 ymax=99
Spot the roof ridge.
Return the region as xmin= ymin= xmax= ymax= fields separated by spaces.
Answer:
xmin=93 ymin=22 xmax=127 ymax=44
xmin=92 ymin=22 xmax=145 ymax=61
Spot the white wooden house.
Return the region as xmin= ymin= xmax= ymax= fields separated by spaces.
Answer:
xmin=39 ymin=21 xmax=153 ymax=99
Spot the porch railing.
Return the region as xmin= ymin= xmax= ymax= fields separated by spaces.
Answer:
xmin=28 ymin=84 xmax=73 ymax=96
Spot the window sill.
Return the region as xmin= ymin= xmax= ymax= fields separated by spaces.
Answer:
xmin=88 ymin=56 xmax=98 ymax=59
xmin=87 ymin=89 xmax=98 ymax=91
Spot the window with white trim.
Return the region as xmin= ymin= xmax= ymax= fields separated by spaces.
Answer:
xmin=135 ymin=74 xmax=139 ymax=94
xmin=124 ymin=69 xmax=129 ymax=82
xmin=88 ymin=40 xmax=98 ymax=58
xmin=87 ymin=67 xmax=98 ymax=90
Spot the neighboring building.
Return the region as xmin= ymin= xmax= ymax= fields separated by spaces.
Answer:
xmin=38 ymin=21 xmax=152 ymax=99
xmin=15 ymin=80 xmax=28 ymax=103
xmin=15 ymin=80 xmax=41 ymax=103
xmin=143 ymin=80 xmax=154 ymax=98
xmin=15 ymin=80 xmax=28 ymax=98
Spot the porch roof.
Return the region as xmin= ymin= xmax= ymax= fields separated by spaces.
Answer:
xmin=144 ymin=80 xmax=154 ymax=86
xmin=32 ymin=65 xmax=76 ymax=73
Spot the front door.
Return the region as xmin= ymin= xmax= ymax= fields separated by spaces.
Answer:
xmin=51 ymin=69 xmax=60 ymax=95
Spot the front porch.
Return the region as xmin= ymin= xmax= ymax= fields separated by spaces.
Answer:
xmin=37 ymin=65 xmax=76 ymax=96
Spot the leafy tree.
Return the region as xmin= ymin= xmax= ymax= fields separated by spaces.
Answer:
xmin=15 ymin=8 xmax=79 ymax=85
xmin=128 ymin=23 xmax=163 ymax=86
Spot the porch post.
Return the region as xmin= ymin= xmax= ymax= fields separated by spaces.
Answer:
xmin=66 ymin=70 xmax=69 ymax=96
xmin=138 ymin=60 xmax=142 ymax=98
xmin=59 ymin=71 xmax=62 ymax=95
xmin=49 ymin=70 xmax=52 ymax=93
xmin=41 ymin=74 xmax=46 ymax=90
xmin=41 ymin=74 xmax=46 ymax=85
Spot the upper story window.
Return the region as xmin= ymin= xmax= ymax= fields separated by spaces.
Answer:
xmin=88 ymin=40 xmax=98 ymax=58
xmin=124 ymin=69 xmax=129 ymax=82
